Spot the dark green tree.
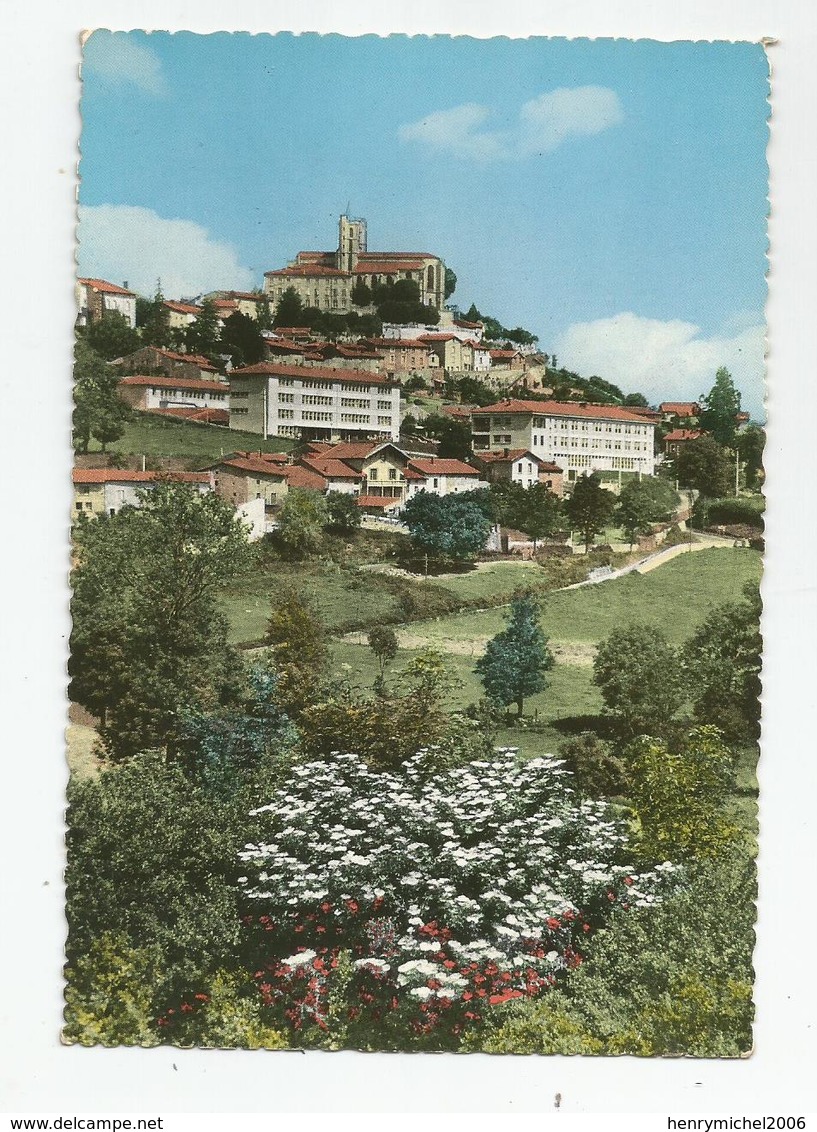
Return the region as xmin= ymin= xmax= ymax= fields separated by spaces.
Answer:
xmin=514 ymin=483 xmax=565 ymax=549
xmin=85 ymin=310 xmax=142 ymax=360
xmin=367 ymin=625 xmax=399 ymax=693
xmin=254 ymin=294 xmax=274 ymax=332
xmin=351 ymin=280 xmax=372 ymax=307
xmin=593 ymin=623 xmax=683 ymax=739
xmin=622 ymin=392 xmax=650 ymax=408
xmin=422 ymin=413 xmax=472 ymax=460
xmin=273 ymin=286 xmax=305 ymax=329
xmin=139 ymin=287 xmax=173 ymax=349
xmin=73 ymin=339 xmax=131 ymax=454
xmin=675 ymin=434 xmax=733 ymax=498
xmin=275 ymin=488 xmax=329 ymax=558
xmin=736 ymin=423 xmax=765 ymax=489
xmin=220 ymin=311 xmax=266 ymax=368
xmin=325 ymin=490 xmax=362 ymax=535
xmin=699 ymin=367 xmax=742 ymax=448
xmin=265 ymin=587 xmax=330 ymax=716
xmin=565 ymin=473 xmax=616 ymax=552
xmin=681 ymin=582 xmax=762 ymax=742
xmin=185 ymin=297 xmax=222 ymax=361
xmin=402 ymin=491 xmax=491 ymax=563
xmin=444 ymin=267 xmax=457 ymax=300
xmin=69 ymin=484 xmax=251 ymax=760
xmin=475 ymin=592 xmax=554 ymax=716
xmin=616 ymin=476 xmax=680 ymax=548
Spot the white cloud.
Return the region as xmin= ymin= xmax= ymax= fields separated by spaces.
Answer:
xmin=399 ymin=86 xmax=622 ymax=162
xmin=82 ymin=32 xmax=167 ymax=97
xmin=77 ymin=204 xmax=256 ymax=299
xmin=554 ymin=312 xmax=766 ymax=417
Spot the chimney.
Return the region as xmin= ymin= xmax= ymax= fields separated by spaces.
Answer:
xmin=503 ymin=447 xmax=510 ymax=458
xmin=123 ymin=281 xmax=129 ymax=289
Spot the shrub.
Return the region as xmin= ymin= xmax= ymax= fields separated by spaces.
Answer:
xmin=558 ymin=732 xmax=627 ymax=798
xmin=694 ymin=496 xmax=765 ymax=531
xmin=593 ymin=624 xmax=684 ymax=739
xmin=238 ymin=749 xmax=681 ymax=1047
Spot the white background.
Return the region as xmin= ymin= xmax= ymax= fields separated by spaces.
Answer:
xmin=1 ymin=0 xmax=815 ymax=1119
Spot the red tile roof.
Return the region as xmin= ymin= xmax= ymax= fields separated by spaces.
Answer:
xmin=355 ymin=495 xmax=401 ymax=509
xmin=471 ymin=399 xmax=656 ymax=424
xmin=664 ymin=428 xmax=703 ymax=442
xmin=78 ymin=278 xmax=135 ymax=296
xmin=163 ymin=300 xmax=201 ymax=315
xmin=358 ymin=251 xmax=436 ymax=261
xmin=116 ymin=347 xmax=219 ymax=372
xmin=282 ymin=465 xmax=327 ymax=491
xmin=361 ymin=337 xmax=431 ymax=351
xmin=300 ymin=456 xmax=362 ymax=480
xmin=119 ymin=374 xmax=229 ymax=394
xmin=407 ymin=458 xmax=480 ymax=477
xmin=214 ymin=455 xmax=289 ymax=477
xmin=263 ymin=338 xmax=309 ymax=354
xmin=419 ymin=333 xmax=457 ymax=343
xmin=73 ymin=469 xmax=211 ymax=485
xmin=353 ymin=261 xmax=426 ymax=273
xmin=323 ymin=442 xmax=380 ymax=460
xmin=142 ymin=407 xmax=229 ymax=424
xmin=231 ymin=362 xmax=392 ymax=387
xmin=660 ymin=401 xmax=699 ymax=415
xmin=476 ymin=448 xmax=542 ymax=464
xmin=489 ymin=349 xmax=522 ymax=360
xmin=453 ymin=319 xmax=483 ymax=330
xmin=272 ymin=327 xmax=314 ymax=337
xmin=266 ymin=265 xmax=346 ymax=278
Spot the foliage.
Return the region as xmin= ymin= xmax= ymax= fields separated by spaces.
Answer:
xmin=178 ymin=662 xmax=299 ymax=794
xmin=469 ymin=851 xmax=754 ymax=1057
xmin=476 ymin=593 xmax=554 ymax=716
xmin=65 ymin=753 xmax=248 ymax=1001
xmin=622 ymin=392 xmax=650 ymax=408
xmin=275 ymin=488 xmax=329 ymax=557
xmin=699 ymin=366 xmax=742 ymax=448
xmin=462 ymin=302 xmax=538 ymax=348
xmin=558 ymin=732 xmax=626 ymax=798
xmin=185 ymin=297 xmax=222 ymax=361
xmin=681 ymin=582 xmax=762 ymax=742
xmin=73 ymin=338 xmax=132 ymax=454
xmin=84 ymin=309 xmax=142 ymax=360
xmin=491 ymin=482 xmax=565 ymax=546
xmin=273 ymin=286 xmax=304 ymax=329
xmin=676 ymin=433 xmax=733 ymax=497
xmin=265 ymin=586 xmax=330 ymax=716
xmin=616 ymin=476 xmax=680 ymax=547
xmin=351 ymin=280 xmax=372 ymax=307
xmin=737 ymin=423 xmax=765 ymax=488
xmin=69 ymin=484 xmax=250 ymax=760
xmin=367 ymin=625 xmax=398 ymax=690
xmin=593 ymin=624 xmax=683 ymax=739
xmin=239 ymin=748 xmax=680 ymax=1046
xmin=63 ymin=933 xmax=163 ymax=1046
xmin=419 ymin=413 xmax=472 ymax=460
xmin=444 ymin=266 xmax=457 ymax=300
xmin=325 ymin=490 xmax=362 ymax=535
xmin=627 ymin=726 xmax=740 ymax=861
xmin=156 ymin=971 xmax=291 ymax=1048
xmin=220 ymin=311 xmax=266 ymax=368
xmin=138 ymin=288 xmax=173 ymax=349
xmin=694 ymin=495 xmax=765 ymax=531
xmin=402 ymin=491 xmax=491 ymax=562
xmin=565 ymin=473 xmax=616 ymax=551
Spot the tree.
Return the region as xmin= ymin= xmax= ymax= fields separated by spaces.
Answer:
xmin=737 ymin=423 xmax=765 ymax=489
xmin=565 ymin=473 xmax=616 ymax=552
xmin=622 ymin=392 xmax=650 ymax=408
xmin=627 ymin=727 xmax=739 ymax=861
xmin=85 ymin=309 xmax=141 ymax=360
xmin=69 ymin=484 xmax=251 ymax=760
xmin=265 ymin=587 xmax=330 ymax=716
xmin=220 ymin=311 xmax=265 ymax=368
xmin=274 ymin=286 xmax=305 ymax=328
xmin=444 ymin=266 xmax=457 ymax=300
xmin=325 ymin=490 xmax=362 ymax=535
xmin=351 ymin=280 xmax=372 ymax=307
xmin=699 ymin=367 xmax=741 ymax=448
xmin=681 ymin=582 xmax=762 ymax=742
xmin=593 ymin=624 xmax=683 ymax=738
xmin=421 ymin=413 xmax=472 ymax=460
xmin=73 ymin=339 xmax=131 ymax=454
xmin=616 ymin=476 xmax=680 ymax=548
xmin=514 ymin=483 xmax=565 ymax=549
xmin=139 ymin=286 xmax=173 ymax=349
xmin=367 ymin=625 xmax=398 ymax=693
xmin=675 ymin=434 xmax=733 ymax=498
xmin=402 ymin=491 xmax=491 ymax=563
xmin=275 ymin=488 xmax=329 ymax=557
xmin=185 ymin=297 xmax=222 ymax=361
xmin=475 ymin=592 xmax=554 ymax=716
xmin=254 ymin=295 xmax=274 ymax=332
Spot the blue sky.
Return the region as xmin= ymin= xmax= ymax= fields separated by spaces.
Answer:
xmin=78 ymin=32 xmax=769 ymax=416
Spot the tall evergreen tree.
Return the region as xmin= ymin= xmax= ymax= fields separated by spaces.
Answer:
xmin=699 ymin=367 xmax=742 ymax=448
xmin=139 ymin=286 xmax=173 ymax=349
xmin=185 ymin=297 xmax=222 ymax=361
xmin=476 ymin=592 xmax=554 ymax=716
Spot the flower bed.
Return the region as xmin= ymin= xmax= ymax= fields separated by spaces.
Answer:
xmin=237 ymin=749 xmax=680 ymax=1043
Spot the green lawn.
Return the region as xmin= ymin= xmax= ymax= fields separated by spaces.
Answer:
xmin=86 ymin=412 xmax=295 ymax=461
xmin=405 ymin=548 xmax=762 ymax=648
xmin=414 ymin=560 xmax=550 ymax=602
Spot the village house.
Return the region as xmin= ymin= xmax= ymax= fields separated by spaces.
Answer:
xmin=112 ymin=345 xmax=221 ymax=382
xmin=264 ymin=214 xmax=446 ymax=314
xmin=660 ymin=401 xmax=700 ymax=425
xmin=358 ymin=337 xmax=435 ymax=377
xmin=359 ymin=443 xmax=485 ymax=503
xmin=663 ymin=428 xmax=704 ymax=458
xmin=117 ymin=374 xmax=230 ymax=415
xmin=72 ymin=469 xmax=214 ymax=518
xmin=205 ymin=291 xmax=268 ymax=320
xmin=306 ymin=342 xmax=385 ymax=373
xmin=471 ymin=398 xmax=657 ymax=481
xmin=76 ymin=278 xmax=137 ymax=328
xmin=419 ymin=333 xmax=474 ymax=373
xmin=163 ymin=300 xmax=201 ymax=330
xmin=473 ymin=449 xmax=564 ymax=496
xmin=209 ymin=452 xmax=291 ymax=510
xmin=228 ymin=361 xmax=401 ymax=443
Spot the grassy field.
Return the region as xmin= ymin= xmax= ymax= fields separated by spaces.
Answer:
xmin=404 ymin=548 xmax=762 ymax=648
xmin=86 ymin=412 xmax=295 ymax=461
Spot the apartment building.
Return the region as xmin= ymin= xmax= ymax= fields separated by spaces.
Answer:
xmin=228 ymin=361 xmax=401 ymax=442
xmin=471 ymin=399 xmax=656 ymax=480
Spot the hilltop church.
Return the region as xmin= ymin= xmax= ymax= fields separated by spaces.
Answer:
xmin=263 ymin=214 xmax=446 ymax=315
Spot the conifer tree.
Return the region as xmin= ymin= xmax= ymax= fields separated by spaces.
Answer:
xmin=476 ymin=593 xmax=554 ymax=716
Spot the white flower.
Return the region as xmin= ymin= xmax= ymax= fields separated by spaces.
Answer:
xmin=282 ymin=949 xmax=316 ymax=968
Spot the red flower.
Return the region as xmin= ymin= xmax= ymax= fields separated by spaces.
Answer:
xmin=623 ymin=876 xmax=634 ymax=886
